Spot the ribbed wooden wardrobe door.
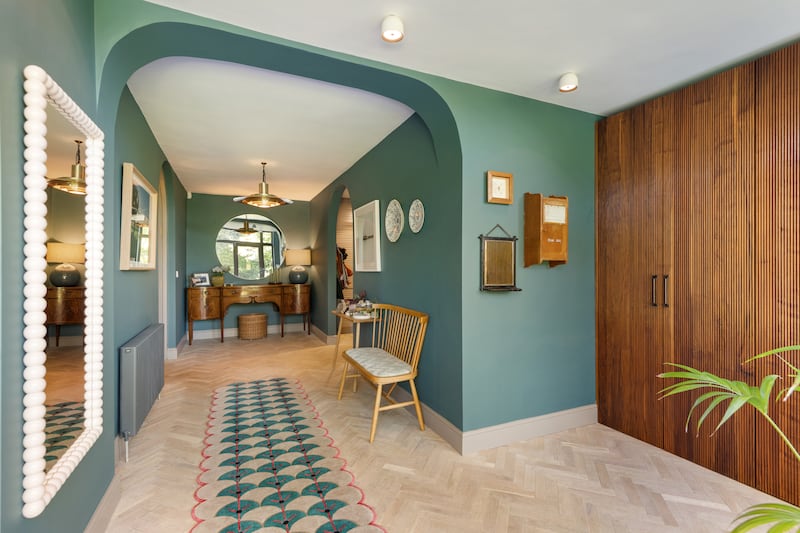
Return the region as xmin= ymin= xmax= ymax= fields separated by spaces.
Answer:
xmin=596 ymin=98 xmax=670 ymax=447
xmin=753 ymin=42 xmax=800 ymax=506
xmin=668 ymin=63 xmax=756 ymax=484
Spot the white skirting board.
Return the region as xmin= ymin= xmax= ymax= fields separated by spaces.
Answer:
xmin=391 ymin=386 xmax=597 ymax=455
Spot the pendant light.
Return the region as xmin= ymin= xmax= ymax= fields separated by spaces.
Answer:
xmin=48 ymin=140 xmax=86 ymax=195
xmin=236 ymin=215 xmax=258 ymax=234
xmin=234 ymin=162 xmax=293 ymax=208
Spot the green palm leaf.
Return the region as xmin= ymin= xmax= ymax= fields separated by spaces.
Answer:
xmin=746 ymin=345 xmax=800 ymax=401
xmin=658 ymin=363 xmax=778 ymax=434
xmin=730 ymin=502 xmax=800 ymax=532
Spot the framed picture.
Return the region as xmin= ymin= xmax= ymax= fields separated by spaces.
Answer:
xmin=191 ymin=273 xmax=211 ymax=287
xmin=353 ymin=199 xmax=381 ymax=272
xmin=487 ymin=170 xmax=513 ymax=205
xmin=120 ymin=162 xmax=158 ymax=270
xmin=479 ymin=225 xmax=521 ymax=292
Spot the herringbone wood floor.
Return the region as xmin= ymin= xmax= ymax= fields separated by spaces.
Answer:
xmin=102 ymin=334 xmax=779 ymax=532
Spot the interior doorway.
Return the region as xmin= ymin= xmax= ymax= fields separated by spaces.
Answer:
xmin=335 ymin=189 xmax=354 ymax=331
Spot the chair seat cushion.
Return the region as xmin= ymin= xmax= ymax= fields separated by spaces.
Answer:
xmin=345 ymin=347 xmax=411 ymax=378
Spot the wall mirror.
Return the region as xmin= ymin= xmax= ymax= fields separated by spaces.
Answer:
xmin=215 ymin=214 xmax=285 ymax=281
xmin=22 ymin=65 xmax=105 ymax=518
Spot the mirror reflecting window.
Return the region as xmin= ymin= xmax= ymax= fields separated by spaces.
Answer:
xmin=216 ymin=214 xmax=285 ymax=280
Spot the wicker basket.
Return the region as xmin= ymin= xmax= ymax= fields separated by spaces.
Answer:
xmin=238 ymin=313 xmax=267 ymax=340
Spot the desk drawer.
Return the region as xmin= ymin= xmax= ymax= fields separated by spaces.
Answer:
xmin=223 ymin=286 xmax=282 ymax=301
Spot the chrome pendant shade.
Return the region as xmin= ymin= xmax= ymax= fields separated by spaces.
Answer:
xmin=234 ymin=162 xmax=293 ymax=208
xmin=47 ymin=139 xmax=87 ymax=195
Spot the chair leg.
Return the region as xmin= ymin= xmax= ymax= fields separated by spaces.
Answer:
xmin=337 ymin=361 xmax=349 ymax=400
xmin=409 ymin=379 xmax=425 ymax=431
xmin=369 ymin=384 xmax=383 ymax=443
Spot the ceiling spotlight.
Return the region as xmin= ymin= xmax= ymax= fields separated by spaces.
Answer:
xmin=233 ymin=162 xmax=293 ymax=208
xmin=559 ymin=72 xmax=579 ymax=93
xmin=381 ymin=14 xmax=404 ymax=42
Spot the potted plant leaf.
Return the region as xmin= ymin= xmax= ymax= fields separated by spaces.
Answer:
xmin=659 ymin=345 xmax=800 ymax=532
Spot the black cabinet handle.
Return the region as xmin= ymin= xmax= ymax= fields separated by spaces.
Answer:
xmin=663 ymin=275 xmax=669 ymax=308
xmin=651 ymin=275 xmax=658 ymax=307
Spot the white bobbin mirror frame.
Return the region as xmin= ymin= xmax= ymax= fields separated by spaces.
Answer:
xmin=21 ymin=64 xmax=105 ymax=518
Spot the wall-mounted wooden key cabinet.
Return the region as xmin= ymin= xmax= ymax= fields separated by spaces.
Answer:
xmin=524 ymin=193 xmax=568 ymax=267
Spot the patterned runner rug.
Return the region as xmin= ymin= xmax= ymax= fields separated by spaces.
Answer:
xmin=192 ymin=378 xmax=385 ymax=533
xmin=45 ymin=401 xmax=84 ymax=470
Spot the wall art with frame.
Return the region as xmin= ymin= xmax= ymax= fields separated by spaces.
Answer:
xmin=353 ymin=199 xmax=381 ymax=272
xmin=120 ymin=162 xmax=158 ymax=270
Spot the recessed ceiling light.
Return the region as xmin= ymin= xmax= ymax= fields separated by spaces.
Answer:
xmin=559 ymin=72 xmax=579 ymax=93
xmin=381 ymin=15 xmax=404 ymax=43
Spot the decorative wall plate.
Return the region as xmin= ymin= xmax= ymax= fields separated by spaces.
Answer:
xmin=385 ymin=198 xmax=404 ymax=242
xmin=409 ymin=198 xmax=425 ymax=233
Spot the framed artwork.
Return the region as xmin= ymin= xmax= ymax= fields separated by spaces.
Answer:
xmin=487 ymin=170 xmax=513 ymax=205
xmin=479 ymin=225 xmax=521 ymax=292
xmin=353 ymin=199 xmax=381 ymax=272
xmin=191 ymin=273 xmax=211 ymax=287
xmin=120 ymin=162 xmax=158 ymax=270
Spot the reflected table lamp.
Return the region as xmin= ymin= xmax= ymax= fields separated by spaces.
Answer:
xmin=285 ymin=248 xmax=311 ymax=284
xmin=46 ymin=242 xmax=85 ymax=287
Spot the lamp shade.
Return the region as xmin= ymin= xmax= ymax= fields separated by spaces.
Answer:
xmin=46 ymin=242 xmax=85 ymax=264
xmin=285 ymin=249 xmax=311 ymax=266
xmin=46 ymin=242 xmax=85 ymax=287
xmin=285 ymin=248 xmax=311 ymax=283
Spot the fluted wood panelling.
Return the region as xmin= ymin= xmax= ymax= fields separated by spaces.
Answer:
xmin=596 ymin=99 xmax=669 ymax=448
xmin=671 ymin=63 xmax=756 ymax=485
xmin=754 ymin=41 xmax=800 ymax=505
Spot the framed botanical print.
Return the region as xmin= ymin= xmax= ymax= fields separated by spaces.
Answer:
xmin=487 ymin=170 xmax=513 ymax=205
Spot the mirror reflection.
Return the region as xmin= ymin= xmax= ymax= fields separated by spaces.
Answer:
xmin=215 ymin=214 xmax=285 ymax=281
xmin=43 ymin=110 xmax=87 ymax=471
xmin=22 ymin=64 xmax=105 ymax=519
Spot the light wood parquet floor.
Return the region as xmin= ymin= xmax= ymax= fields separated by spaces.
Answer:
xmin=100 ymin=334 xmax=780 ymax=533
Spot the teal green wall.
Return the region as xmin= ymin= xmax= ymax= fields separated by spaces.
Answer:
xmin=447 ymin=83 xmax=598 ymax=430
xmin=163 ymin=162 xmax=188 ymax=348
xmin=185 ymin=194 xmax=311 ymax=330
xmin=1 ymin=2 xmax=107 ymax=532
xmin=311 ymin=114 xmax=464 ymax=424
xmin=1 ymin=2 xmax=598 ymax=530
xmin=113 ymin=87 xmax=168 ymax=346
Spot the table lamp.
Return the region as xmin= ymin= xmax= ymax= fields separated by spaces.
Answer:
xmin=46 ymin=242 xmax=85 ymax=287
xmin=285 ymin=248 xmax=311 ymax=284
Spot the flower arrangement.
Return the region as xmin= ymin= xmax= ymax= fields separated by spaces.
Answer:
xmin=210 ymin=265 xmax=228 ymax=286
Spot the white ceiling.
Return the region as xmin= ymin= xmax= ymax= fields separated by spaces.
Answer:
xmin=127 ymin=0 xmax=800 ymax=201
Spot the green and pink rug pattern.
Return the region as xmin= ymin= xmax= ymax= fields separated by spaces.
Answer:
xmin=191 ymin=378 xmax=385 ymax=533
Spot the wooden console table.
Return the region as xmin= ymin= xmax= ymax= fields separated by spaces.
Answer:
xmin=187 ymin=284 xmax=310 ymax=344
xmin=46 ymin=286 xmax=85 ymax=347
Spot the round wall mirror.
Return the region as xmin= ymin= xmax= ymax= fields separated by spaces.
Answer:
xmin=215 ymin=214 xmax=285 ymax=280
